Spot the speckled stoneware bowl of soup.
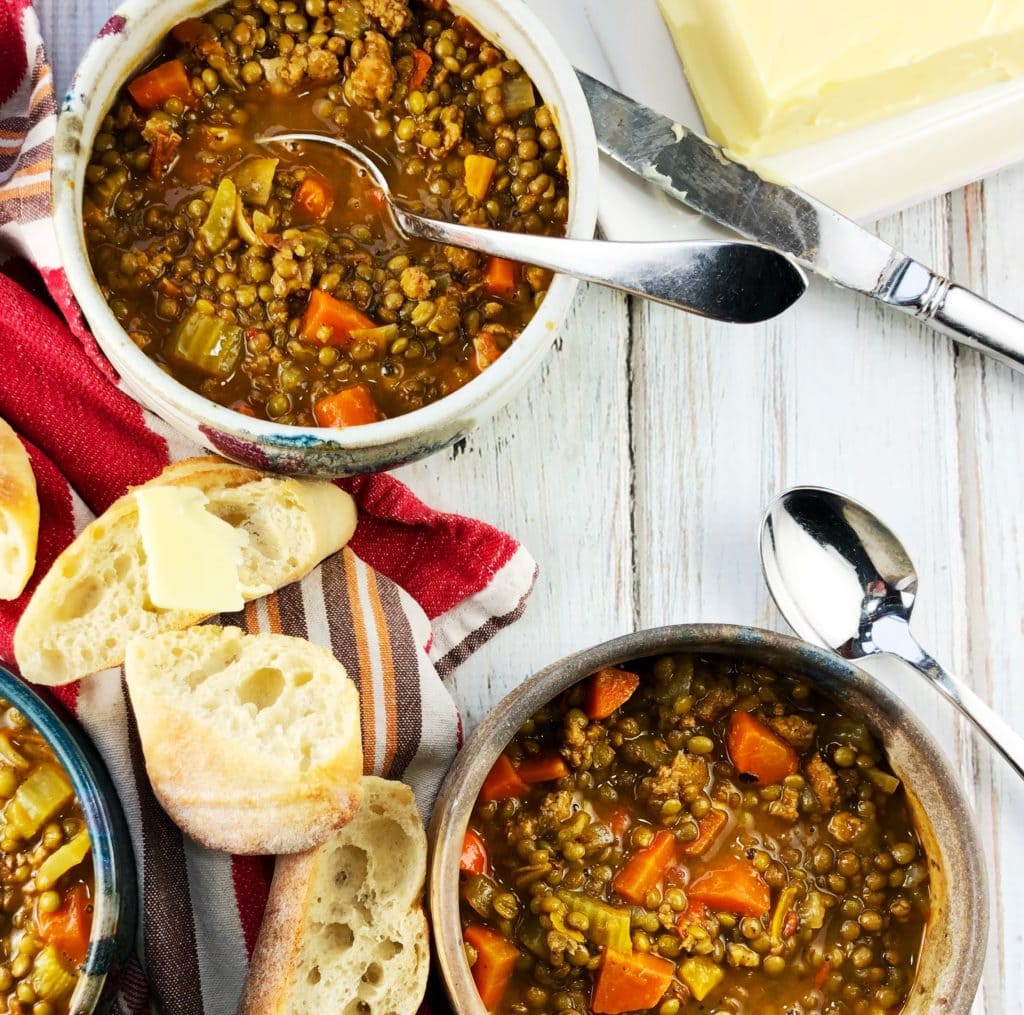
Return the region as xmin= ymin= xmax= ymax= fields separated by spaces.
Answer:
xmin=51 ymin=0 xmax=599 ymax=477
xmin=0 ymin=668 xmax=137 ymax=1014
xmin=429 ymin=624 xmax=987 ymax=1015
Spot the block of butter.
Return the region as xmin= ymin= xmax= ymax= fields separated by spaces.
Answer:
xmin=658 ymin=0 xmax=1024 ymax=156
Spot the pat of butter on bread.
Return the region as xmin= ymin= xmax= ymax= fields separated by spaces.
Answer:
xmin=14 ymin=457 xmax=357 ymax=686
xmin=135 ymin=486 xmax=248 ymax=613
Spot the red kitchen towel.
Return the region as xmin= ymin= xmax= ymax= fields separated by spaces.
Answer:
xmin=0 ymin=5 xmax=535 ymax=1013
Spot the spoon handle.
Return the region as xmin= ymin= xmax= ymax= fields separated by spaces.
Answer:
xmin=395 ymin=210 xmax=805 ymax=325
xmin=907 ymin=653 xmax=1024 ymax=780
xmin=873 ymin=616 xmax=1024 ymax=780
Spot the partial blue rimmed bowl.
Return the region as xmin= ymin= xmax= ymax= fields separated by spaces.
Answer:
xmin=0 ymin=668 xmax=137 ymax=1014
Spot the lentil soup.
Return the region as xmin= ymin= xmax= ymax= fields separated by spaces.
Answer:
xmin=0 ymin=699 xmax=94 ymax=1015
xmin=460 ymin=655 xmax=930 ymax=1014
xmin=83 ymin=0 xmax=569 ymax=427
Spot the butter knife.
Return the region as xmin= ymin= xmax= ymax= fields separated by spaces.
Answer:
xmin=579 ymin=70 xmax=1024 ymax=374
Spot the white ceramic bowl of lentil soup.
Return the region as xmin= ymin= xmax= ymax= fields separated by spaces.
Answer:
xmin=53 ymin=0 xmax=599 ymax=476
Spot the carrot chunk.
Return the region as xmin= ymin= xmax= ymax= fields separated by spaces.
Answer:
xmin=612 ymin=829 xmax=676 ymax=906
xmin=300 ymin=289 xmax=378 ymax=347
xmin=726 ymin=711 xmax=799 ymax=786
xmin=294 ymin=173 xmax=335 ymax=221
xmin=687 ymin=857 xmax=771 ymax=917
xmin=460 ymin=828 xmax=489 ymax=876
xmin=313 ymin=386 xmax=380 ymax=428
xmin=592 ymin=949 xmax=674 ymax=1014
xmin=464 ymin=923 xmax=519 ymax=1011
xmin=464 ymin=153 xmax=498 ymax=201
xmin=127 ymin=59 xmax=194 ymax=110
xmin=479 ymin=754 xmax=528 ymax=802
xmin=679 ymin=807 xmax=728 ymax=857
xmin=36 ymin=884 xmax=92 ymax=965
xmin=585 ymin=667 xmax=640 ymax=720
xmin=483 ymin=256 xmax=519 ymax=297
xmin=409 ymin=48 xmax=433 ymax=90
xmin=516 ymin=753 xmax=569 ymax=785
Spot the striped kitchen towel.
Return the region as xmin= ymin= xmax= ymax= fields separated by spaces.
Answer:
xmin=0 ymin=4 xmax=536 ymax=1013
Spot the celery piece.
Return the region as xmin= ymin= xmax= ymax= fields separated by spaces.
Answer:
xmin=234 ymin=198 xmax=263 ymax=247
xmin=461 ymin=873 xmax=498 ymax=919
xmin=0 ymin=732 xmax=29 ymax=770
xmin=4 ymin=765 xmax=73 ymax=840
xmin=769 ymin=884 xmax=800 ymax=941
xmin=333 ymin=0 xmax=368 ymax=39
xmin=36 ymin=830 xmax=91 ymax=891
xmin=233 ymin=157 xmax=278 ymax=207
xmin=679 ymin=956 xmax=724 ymax=1002
xmin=91 ymin=166 xmax=128 ymax=213
xmin=518 ymin=917 xmax=549 ymax=960
xmin=31 ymin=946 xmax=77 ymax=999
xmin=348 ymin=324 xmax=399 ymax=350
xmin=165 ymin=309 xmax=243 ymax=379
xmin=867 ymin=767 xmax=901 ymax=794
xmin=557 ymin=891 xmax=631 ymax=952
xmin=502 ymin=76 xmax=536 ymax=119
xmin=199 ymin=177 xmax=237 ymax=252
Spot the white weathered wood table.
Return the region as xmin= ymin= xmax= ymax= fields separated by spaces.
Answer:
xmin=40 ymin=0 xmax=1024 ymax=1009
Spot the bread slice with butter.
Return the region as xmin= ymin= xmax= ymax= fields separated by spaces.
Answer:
xmin=124 ymin=626 xmax=363 ymax=854
xmin=0 ymin=417 xmax=40 ymax=601
xmin=239 ymin=776 xmax=429 ymax=1014
xmin=14 ymin=457 xmax=356 ymax=685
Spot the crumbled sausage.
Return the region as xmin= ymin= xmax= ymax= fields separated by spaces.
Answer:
xmin=827 ymin=811 xmax=866 ymax=844
xmin=767 ymin=786 xmax=800 ymax=823
xmin=261 ymin=55 xmax=306 ymax=96
xmin=345 ymin=32 xmax=396 ymax=109
xmin=362 ymin=0 xmax=413 ymax=36
xmin=805 ymin=753 xmax=840 ymax=811
xmin=538 ymin=790 xmax=574 ymax=832
xmin=694 ymin=684 xmax=738 ymax=723
xmin=648 ymin=753 xmax=708 ymax=805
xmin=142 ymin=118 xmax=180 ymax=180
xmin=562 ymin=710 xmax=591 ymax=768
xmin=306 ymin=47 xmax=340 ymax=81
xmin=766 ymin=714 xmax=817 ymax=751
xmin=400 ymin=265 xmax=434 ymax=300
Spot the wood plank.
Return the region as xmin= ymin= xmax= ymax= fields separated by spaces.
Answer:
xmin=948 ymin=163 xmax=1024 ymax=1013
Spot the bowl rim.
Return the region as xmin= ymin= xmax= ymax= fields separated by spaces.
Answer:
xmin=51 ymin=0 xmax=600 ymax=457
xmin=428 ymin=623 xmax=989 ymax=1015
xmin=0 ymin=667 xmax=137 ymax=1012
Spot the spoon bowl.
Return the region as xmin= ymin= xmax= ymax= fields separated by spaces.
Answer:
xmin=761 ymin=485 xmax=1024 ymax=779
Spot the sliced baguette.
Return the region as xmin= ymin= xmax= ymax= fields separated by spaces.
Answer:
xmin=0 ymin=417 xmax=39 ymax=601
xmin=14 ymin=456 xmax=356 ymax=685
xmin=239 ymin=776 xmax=429 ymax=1015
xmin=124 ymin=625 xmax=363 ymax=854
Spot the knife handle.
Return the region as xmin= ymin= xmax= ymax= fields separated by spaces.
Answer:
xmin=892 ymin=260 xmax=1024 ymax=373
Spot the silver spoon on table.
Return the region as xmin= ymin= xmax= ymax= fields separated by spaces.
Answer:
xmin=760 ymin=485 xmax=1024 ymax=780
xmin=259 ymin=132 xmax=806 ymax=324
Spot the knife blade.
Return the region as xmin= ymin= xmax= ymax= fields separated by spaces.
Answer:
xmin=578 ymin=69 xmax=1024 ymax=374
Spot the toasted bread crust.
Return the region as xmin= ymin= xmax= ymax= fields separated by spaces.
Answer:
xmin=0 ymin=418 xmax=39 ymax=601
xmin=239 ymin=777 xmax=430 ymax=1015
